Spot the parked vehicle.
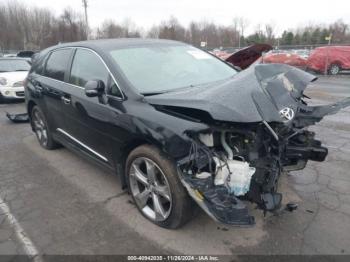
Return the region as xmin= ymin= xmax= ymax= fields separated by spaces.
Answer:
xmin=263 ymin=52 xmax=307 ymax=69
xmin=0 ymin=58 xmax=31 ymax=102
xmin=17 ymin=50 xmax=35 ymax=58
xmin=307 ymin=46 xmax=350 ymax=75
xmin=225 ymin=43 xmax=272 ymax=69
xmin=210 ymin=49 xmax=232 ymax=60
xmin=17 ymin=50 xmax=35 ymax=64
xmin=292 ymin=49 xmax=310 ymax=59
xmin=3 ymin=54 xmax=17 ymax=58
xmin=25 ymin=39 xmax=350 ymax=228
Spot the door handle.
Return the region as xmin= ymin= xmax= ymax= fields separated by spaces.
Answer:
xmin=61 ymin=96 xmax=71 ymax=105
xmin=35 ymin=82 xmax=43 ymax=91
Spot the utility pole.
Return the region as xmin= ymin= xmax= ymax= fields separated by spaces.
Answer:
xmin=82 ymin=0 xmax=89 ymax=40
xmin=328 ymin=33 xmax=332 ymax=45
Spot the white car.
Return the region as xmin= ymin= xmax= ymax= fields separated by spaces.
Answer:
xmin=0 ymin=58 xmax=31 ymax=102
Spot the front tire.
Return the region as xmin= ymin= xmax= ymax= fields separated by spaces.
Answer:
xmin=30 ymin=106 xmax=60 ymax=150
xmin=126 ymin=145 xmax=196 ymax=229
xmin=329 ymin=64 xmax=340 ymax=75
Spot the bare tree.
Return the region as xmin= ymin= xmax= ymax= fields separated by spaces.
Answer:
xmin=97 ymin=20 xmax=124 ymax=38
xmin=1 ymin=1 xmax=350 ymax=52
xmin=265 ymin=23 xmax=275 ymax=44
xmin=238 ymin=17 xmax=249 ymax=47
xmin=147 ymin=25 xmax=160 ymax=38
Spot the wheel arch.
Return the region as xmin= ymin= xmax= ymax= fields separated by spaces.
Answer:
xmin=329 ymin=60 xmax=343 ymax=69
xmin=115 ymin=124 xmax=192 ymax=190
xmin=117 ymin=138 xmax=154 ymax=190
xmin=27 ymin=100 xmax=37 ymax=131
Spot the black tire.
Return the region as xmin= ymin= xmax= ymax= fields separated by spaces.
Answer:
xmin=30 ymin=105 xmax=60 ymax=150
xmin=0 ymin=94 xmax=5 ymax=104
xmin=126 ymin=144 xmax=196 ymax=229
xmin=329 ymin=64 xmax=340 ymax=75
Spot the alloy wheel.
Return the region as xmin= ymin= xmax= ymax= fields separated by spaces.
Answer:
xmin=32 ymin=109 xmax=48 ymax=147
xmin=329 ymin=64 xmax=340 ymax=75
xmin=129 ymin=157 xmax=172 ymax=222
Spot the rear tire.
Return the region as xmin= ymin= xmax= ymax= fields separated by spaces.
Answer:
xmin=30 ymin=105 xmax=60 ymax=150
xmin=126 ymin=144 xmax=196 ymax=229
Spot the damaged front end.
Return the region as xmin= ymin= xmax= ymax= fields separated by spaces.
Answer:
xmin=177 ymin=122 xmax=328 ymax=226
xmin=147 ymin=64 xmax=350 ymax=226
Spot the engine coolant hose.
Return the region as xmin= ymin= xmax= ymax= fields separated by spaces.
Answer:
xmin=221 ymin=131 xmax=233 ymax=160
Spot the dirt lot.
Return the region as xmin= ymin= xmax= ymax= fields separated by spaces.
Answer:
xmin=0 ymin=76 xmax=349 ymax=258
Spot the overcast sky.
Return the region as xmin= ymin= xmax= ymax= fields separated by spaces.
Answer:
xmin=20 ymin=0 xmax=350 ymax=36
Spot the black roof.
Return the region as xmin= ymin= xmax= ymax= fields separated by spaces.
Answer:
xmin=50 ymin=38 xmax=186 ymax=52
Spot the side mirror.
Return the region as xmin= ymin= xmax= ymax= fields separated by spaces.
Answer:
xmin=84 ymin=80 xmax=105 ymax=97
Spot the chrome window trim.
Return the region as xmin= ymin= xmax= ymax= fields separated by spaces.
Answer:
xmin=43 ymin=46 xmax=124 ymax=101
xmin=40 ymin=75 xmax=84 ymax=89
xmin=56 ymin=128 xmax=108 ymax=162
xmin=39 ymin=75 xmax=122 ymax=100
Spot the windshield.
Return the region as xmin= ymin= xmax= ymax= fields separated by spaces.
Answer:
xmin=109 ymin=45 xmax=237 ymax=94
xmin=0 ymin=60 xmax=30 ymax=72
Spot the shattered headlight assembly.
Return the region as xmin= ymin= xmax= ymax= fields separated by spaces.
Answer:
xmin=0 ymin=77 xmax=8 ymax=86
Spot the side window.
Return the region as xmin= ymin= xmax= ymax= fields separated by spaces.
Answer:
xmin=31 ymin=53 xmax=48 ymax=75
xmin=69 ymin=49 xmax=109 ymax=88
xmin=44 ymin=49 xmax=71 ymax=81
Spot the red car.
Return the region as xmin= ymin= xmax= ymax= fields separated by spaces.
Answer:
xmin=263 ymin=53 xmax=307 ymax=69
xmin=307 ymin=46 xmax=350 ymax=75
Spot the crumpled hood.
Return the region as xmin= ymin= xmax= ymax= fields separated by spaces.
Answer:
xmin=145 ymin=64 xmax=318 ymax=123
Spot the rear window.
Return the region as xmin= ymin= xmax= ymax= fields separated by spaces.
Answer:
xmin=0 ymin=60 xmax=30 ymax=72
xmin=44 ymin=49 xmax=72 ymax=81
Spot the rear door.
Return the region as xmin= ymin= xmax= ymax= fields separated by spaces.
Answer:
xmin=37 ymin=48 xmax=74 ymax=130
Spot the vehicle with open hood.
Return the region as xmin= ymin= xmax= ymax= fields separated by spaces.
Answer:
xmin=224 ymin=43 xmax=272 ymax=69
xmin=25 ymin=39 xmax=350 ymax=228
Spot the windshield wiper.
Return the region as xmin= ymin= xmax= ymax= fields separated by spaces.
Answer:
xmin=15 ymin=69 xmax=28 ymax=71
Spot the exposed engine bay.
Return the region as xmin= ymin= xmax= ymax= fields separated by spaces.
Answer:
xmin=177 ymin=124 xmax=328 ymax=225
xmin=147 ymin=64 xmax=350 ymax=226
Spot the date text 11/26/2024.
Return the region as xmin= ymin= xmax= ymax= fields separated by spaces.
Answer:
xmin=127 ymin=255 xmax=219 ymax=261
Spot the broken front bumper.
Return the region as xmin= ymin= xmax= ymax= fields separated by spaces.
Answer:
xmin=176 ymin=122 xmax=333 ymax=226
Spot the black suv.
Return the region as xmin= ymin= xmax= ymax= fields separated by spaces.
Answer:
xmin=26 ymin=39 xmax=346 ymax=229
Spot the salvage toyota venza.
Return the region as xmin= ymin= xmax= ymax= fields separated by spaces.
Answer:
xmin=25 ymin=39 xmax=350 ymax=228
